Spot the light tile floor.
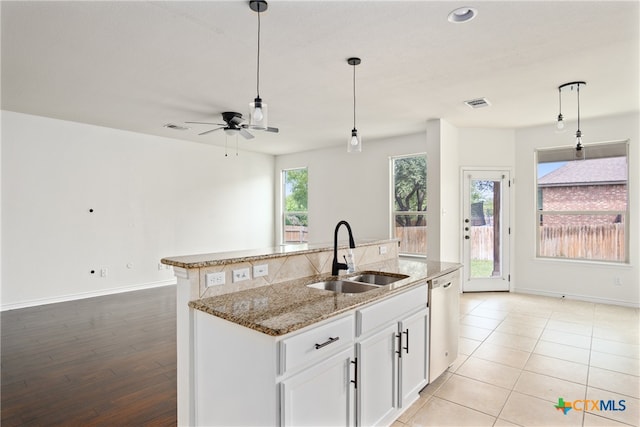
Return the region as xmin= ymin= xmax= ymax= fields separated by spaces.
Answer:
xmin=393 ymin=292 xmax=640 ymax=427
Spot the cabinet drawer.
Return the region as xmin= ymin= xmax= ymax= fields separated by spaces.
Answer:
xmin=356 ymin=284 xmax=427 ymax=336
xmin=279 ymin=315 xmax=354 ymax=375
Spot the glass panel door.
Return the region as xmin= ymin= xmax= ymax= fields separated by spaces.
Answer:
xmin=462 ymin=170 xmax=510 ymax=292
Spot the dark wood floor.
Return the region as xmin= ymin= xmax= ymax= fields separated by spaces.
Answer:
xmin=1 ymin=285 xmax=177 ymax=426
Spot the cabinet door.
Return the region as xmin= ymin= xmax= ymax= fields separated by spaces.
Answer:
xmin=399 ymin=308 xmax=429 ymax=408
xmin=357 ymin=323 xmax=398 ymax=427
xmin=280 ymin=347 xmax=355 ymax=427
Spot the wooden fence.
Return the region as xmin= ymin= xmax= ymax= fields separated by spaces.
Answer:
xmin=539 ymin=223 xmax=625 ymax=261
xmin=284 ymin=226 xmax=308 ymax=243
xmin=395 ymin=226 xmax=427 ymax=254
xmin=396 ymin=224 xmax=625 ymax=262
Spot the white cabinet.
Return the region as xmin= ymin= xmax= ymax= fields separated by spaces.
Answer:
xmin=193 ymin=283 xmax=429 ymax=427
xmin=399 ymin=308 xmax=429 ymax=408
xmin=279 ymin=315 xmax=356 ymax=426
xmin=356 ymin=284 xmax=429 ymax=426
xmin=356 ymin=323 xmax=398 ymax=426
xmin=280 ymin=347 xmax=355 ymax=426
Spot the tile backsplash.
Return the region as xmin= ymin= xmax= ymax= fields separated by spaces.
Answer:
xmin=197 ymin=240 xmax=399 ymax=299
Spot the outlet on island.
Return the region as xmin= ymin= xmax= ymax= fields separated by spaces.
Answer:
xmin=233 ymin=267 xmax=251 ymax=283
xmin=253 ymin=264 xmax=268 ymax=278
xmin=205 ymin=272 xmax=225 ymax=287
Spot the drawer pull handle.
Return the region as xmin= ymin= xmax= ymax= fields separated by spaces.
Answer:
xmin=315 ymin=336 xmax=339 ymax=349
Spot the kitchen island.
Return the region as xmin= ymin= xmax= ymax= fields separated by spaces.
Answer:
xmin=162 ymin=239 xmax=461 ymax=426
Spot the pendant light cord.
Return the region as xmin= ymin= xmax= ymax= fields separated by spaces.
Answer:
xmin=558 ymin=87 xmax=562 ymax=116
xmin=576 ymin=83 xmax=581 ymax=133
xmin=256 ymin=10 xmax=261 ymax=97
xmin=352 ymin=63 xmax=356 ymax=129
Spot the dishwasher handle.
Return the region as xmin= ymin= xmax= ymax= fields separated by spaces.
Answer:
xmin=431 ymin=272 xmax=457 ymax=289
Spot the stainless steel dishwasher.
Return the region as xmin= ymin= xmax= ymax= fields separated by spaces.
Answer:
xmin=428 ymin=269 xmax=460 ymax=381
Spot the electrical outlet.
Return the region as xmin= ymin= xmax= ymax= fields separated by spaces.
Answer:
xmin=379 ymin=245 xmax=388 ymax=255
xmin=100 ymin=268 xmax=108 ymax=277
xmin=233 ymin=268 xmax=251 ymax=283
xmin=614 ymin=277 xmax=622 ymax=286
xmin=253 ymin=264 xmax=268 ymax=278
xmin=205 ymin=272 xmax=225 ymax=287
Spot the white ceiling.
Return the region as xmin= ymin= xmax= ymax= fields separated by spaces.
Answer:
xmin=2 ymin=1 xmax=639 ymax=155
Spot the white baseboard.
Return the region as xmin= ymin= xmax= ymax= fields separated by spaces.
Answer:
xmin=1 ymin=278 xmax=177 ymax=312
xmin=513 ymin=287 xmax=640 ymax=308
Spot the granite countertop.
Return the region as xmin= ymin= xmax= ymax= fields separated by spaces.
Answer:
xmin=189 ymin=259 xmax=461 ymax=336
xmin=161 ymin=239 xmax=396 ymax=269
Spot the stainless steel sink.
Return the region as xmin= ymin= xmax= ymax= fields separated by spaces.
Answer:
xmin=349 ymin=273 xmax=409 ymax=285
xmin=306 ymin=280 xmax=379 ymax=294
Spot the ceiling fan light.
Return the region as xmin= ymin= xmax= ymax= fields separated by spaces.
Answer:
xmin=348 ymin=128 xmax=362 ymax=153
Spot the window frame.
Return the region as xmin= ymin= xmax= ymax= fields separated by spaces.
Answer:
xmin=534 ymin=140 xmax=630 ymax=264
xmin=390 ymin=153 xmax=427 ymax=257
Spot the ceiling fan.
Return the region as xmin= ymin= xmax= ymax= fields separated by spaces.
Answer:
xmin=186 ymin=112 xmax=278 ymax=139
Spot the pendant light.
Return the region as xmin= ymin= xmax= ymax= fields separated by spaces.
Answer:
xmin=556 ymin=81 xmax=586 ymax=159
xmin=575 ymin=82 xmax=584 ymax=159
xmin=347 ymin=57 xmax=362 ymax=153
xmin=249 ymin=0 xmax=268 ymax=130
xmin=556 ymin=86 xmax=564 ymax=131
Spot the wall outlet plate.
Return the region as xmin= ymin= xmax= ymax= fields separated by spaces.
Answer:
xmin=379 ymin=245 xmax=388 ymax=255
xmin=233 ymin=268 xmax=251 ymax=283
xmin=205 ymin=272 xmax=225 ymax=287
xmin=253 ymin=264 xmax=268 ymax=278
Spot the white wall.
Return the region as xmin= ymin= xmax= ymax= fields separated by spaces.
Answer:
xmin=514 ymin=112 xmax=639 ymax=306
xmin=275 ymin=132 xmax=428 ymax=246
xmin=1 ymin=111 xmax=275 ymax=309
xmin=275 ymin=121 xmax=461 ymax=263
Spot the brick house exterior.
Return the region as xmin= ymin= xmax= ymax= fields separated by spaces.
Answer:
xmin=538 ymin=157 xmax=627 ymax=225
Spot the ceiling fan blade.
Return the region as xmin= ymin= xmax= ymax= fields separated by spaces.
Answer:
xmin=239 ymin=128 xmax=255 ymax=140
xmin=198 ymin=127 xmax=223 ymax=136
xmin=242 ymin=124 xmax=279 ymax=133
xmin=186 ymin=121 xmax=226 ymax=126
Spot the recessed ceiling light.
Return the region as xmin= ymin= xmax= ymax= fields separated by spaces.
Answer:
xmin=448 ymin=7 xmax=477 ymax=23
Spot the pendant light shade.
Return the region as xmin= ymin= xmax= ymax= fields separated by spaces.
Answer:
xmin=249 ymin=97 xmax=267 ymax=129
xmin=249 ymin=0 xmax=268 ymax=130
xmin=347 ymin=57 xmax=362 ymax=153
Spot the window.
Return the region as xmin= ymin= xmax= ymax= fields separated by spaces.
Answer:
xmin=536 ymin=141 xmax=629 ymax=263
xmin=282 ymin=168 xmax=308 ymax=244
xmin=392 ymin=154 xmax=427 ymax=256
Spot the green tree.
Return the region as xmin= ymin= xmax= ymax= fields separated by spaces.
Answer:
xmin=394 ymin=156 xmax=426 ymax=226
xmin=284 ymin=168 xmax=308 ymax=226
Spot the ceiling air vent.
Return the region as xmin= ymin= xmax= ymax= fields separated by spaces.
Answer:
xmin=464 ymin=98 xmax=491 ymax=109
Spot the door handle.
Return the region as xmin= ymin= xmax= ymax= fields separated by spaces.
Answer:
xmin=403 ymin=329 xmax=410 ymax=354
xmin=395 ymin=333 xmax=402 ymax=359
